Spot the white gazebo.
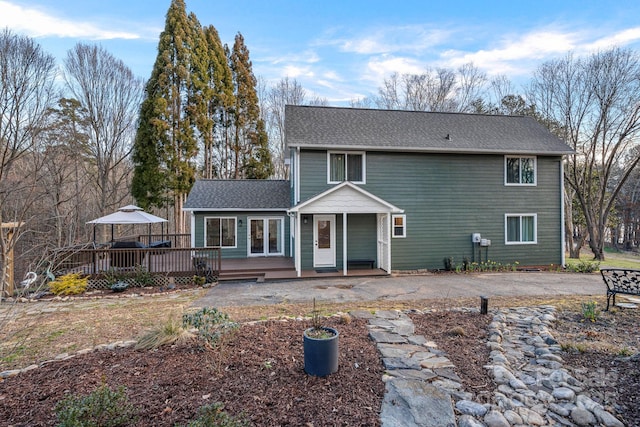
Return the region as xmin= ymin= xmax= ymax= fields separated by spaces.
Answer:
xmin=87 ymin=205 xmax=168 ymax=243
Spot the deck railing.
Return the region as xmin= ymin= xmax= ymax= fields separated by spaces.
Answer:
xmin=52 ymin=246 xmax=221 ymax=281
xmin=136 ymin=233 xmax=191 ymax=248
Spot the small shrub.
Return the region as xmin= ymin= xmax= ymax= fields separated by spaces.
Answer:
xmin=182 ymin=307 xmax=238 ymax=348
xmin=617 ymin=347 xmax=634 ymax=357
xmin=135 ymin=318 xmax=194 ymax=350
xmin=55 ymin=384 xmax=136 ymax=427
xmin=129 ymin=265 xmax=154 ymax=287
xmin=338 ymin=313 xmax=352 ymax=325
xmin=181 ymin=402 xmax=251 ymax=427
xmin=567 ymin=259 xmax=600 ymax=273
xmin=49 ymin=273 xmax=88 ymax=296
xmin=447 ymin=326 xmax=466 ymax=336
xmin=443 ymin=257 xmax=454 ymax=271
xmin=581 ymin=301 xmax=600 ymax=322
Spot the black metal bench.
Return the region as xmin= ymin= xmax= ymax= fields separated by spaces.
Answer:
xmin=347 ymin=259 xmax=375 ymax=269
xmin=600 ymin=268 xmax=640 ymax=310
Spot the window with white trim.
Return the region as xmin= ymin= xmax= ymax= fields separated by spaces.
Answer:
xmin=392 ymin=215 xmax=406 ymax=238
xmin=205 ymin=217 xmax=237 ymax=248
xmin=505 ymin=156 xmax=536 ymax=185
xmin=328 ymin=151 xmax=365 ymax=183
xmin=505 ymin=214 xmax=537 ymax=244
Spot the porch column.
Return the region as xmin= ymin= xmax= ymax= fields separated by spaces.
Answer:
xmin=295 ymin=212 xmax=302 ymax=277
xmin=386 ymin=213 xmax=392 ymax=273
xmin=343 ymin=212 xmax=348 ymax=276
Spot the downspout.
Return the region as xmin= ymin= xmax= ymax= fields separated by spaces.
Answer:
xmin=190 ymin=212 xmax=196 ymax=247
xmin=296 ymin=212 xmax=302 ymax=277
xmin=343 ymin=212 xmax=348 ymax=276
xmin=295 ymin=147 xmax=301 ymax=204
xmin=386 ymin=213 xmax=392 ymax=273
xmin=560 ymin=158 xmax=566 ymax=267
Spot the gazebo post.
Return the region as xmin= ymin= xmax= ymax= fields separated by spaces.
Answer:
xmin=1 ymin=222 xmax=25 ymax=298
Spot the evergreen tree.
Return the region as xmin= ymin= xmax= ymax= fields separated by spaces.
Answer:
xmin=229 ymin=32 xmax=272 ymax=179
xmin=189 ymin=23 xmax=235 ymax=179
xmin=243 ymin=118 xmax=273 ymax=179
xmin=132 ymin=0 xmax=198 ymax=233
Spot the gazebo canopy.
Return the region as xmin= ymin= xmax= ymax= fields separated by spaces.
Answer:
xmin=87 ymin=205 xmax=167 ymax=225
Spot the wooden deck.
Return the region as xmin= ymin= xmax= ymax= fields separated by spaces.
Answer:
xmin=219 ymin=257 xmax=388 ymax=282
xmin=53 ymin=246 xmax=387 ymax=283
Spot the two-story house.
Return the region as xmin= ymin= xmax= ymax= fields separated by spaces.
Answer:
xmin=184 ymin=105 xmax=574 ymax=278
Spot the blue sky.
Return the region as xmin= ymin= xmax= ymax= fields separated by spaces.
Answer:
xmin=3 ymin=0 xmax=640 ymax=104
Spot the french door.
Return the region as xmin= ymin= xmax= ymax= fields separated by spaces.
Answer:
xmin=248 ymin=217 xmax=283 ymax=256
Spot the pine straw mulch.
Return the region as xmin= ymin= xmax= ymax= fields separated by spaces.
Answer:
xmin=0 ymin=297 xmax=639 ymax=426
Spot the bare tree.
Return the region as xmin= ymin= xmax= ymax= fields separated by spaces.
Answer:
xmin=0 ymin=29 xmax=58 ymax=296
xmin=264 ymin=77 xmax=307 ymax=178
xmin=529 ymin=48 xmax=640 ymax=260
xmin=63 ymin=43 xmax=144 ymax=224
xmin=375 ymin=63 xmax=488 ymax=113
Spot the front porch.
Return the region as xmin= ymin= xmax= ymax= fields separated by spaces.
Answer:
xmin=220 ymin=257 xmax=388 ymax=281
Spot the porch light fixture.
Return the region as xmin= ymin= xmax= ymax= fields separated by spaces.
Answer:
xmin=303 ymin=215 xmax=309 ymax=224
xmin=238 ymin=219 xmax=243 ymax=227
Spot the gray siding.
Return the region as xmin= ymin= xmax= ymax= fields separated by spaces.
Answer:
xmin=298 ymin=150 xmax=563 ymax=270
xmin=193 ymin=211 xmax=290 ymax=259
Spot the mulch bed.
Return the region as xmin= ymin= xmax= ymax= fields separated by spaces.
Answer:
xmin=1 ymin=303 xmax=639 ymax=426
xmin=410 ymin=310 xmax=494 ymax=403
xmin=0 ymin=317 xmax=384 ymax=426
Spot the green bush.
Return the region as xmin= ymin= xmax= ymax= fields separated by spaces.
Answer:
xmin=182 ymin=402 xmax=251 ymax=427
xmin=49 ymin=273 xmax=88 ymax=296
xmin=567 ymin=259 xmax=600 ymax=273
xmin=182 ymin=307 xmax=238 ymax=348
xmin=55 ymin=384 xmax=136 ymax=427
xmin=581 ymin=300 xmax=600 ymax=322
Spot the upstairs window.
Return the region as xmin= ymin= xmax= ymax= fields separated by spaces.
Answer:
xmin=505 ymin=156 xmax=536 ymax=185
xmin=505 ymin=214 xmax=537 ymax=244
xmin=328 ymin=152 xmax=365 ymax=183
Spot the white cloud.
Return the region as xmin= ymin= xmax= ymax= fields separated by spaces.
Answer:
xmin=0 ymin=1 xmax=140 ymax=39
xmin=337 ymin=25 xmax=450 ymax=55
xmin=264 ymin=50 xmax=320 ymax=65
xmin=281 ymin=65 xmax=315 ymax=79
xmin=441 ymin=29 xmax=579 ymax=76
xmin=363 ymin=55 xmax=426 ymax=83
xmin=584 ymin=27 xmax=640 ymax=51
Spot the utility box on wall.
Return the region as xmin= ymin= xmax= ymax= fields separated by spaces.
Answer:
xmin=471 ymin=233 xmax=481 ymax=243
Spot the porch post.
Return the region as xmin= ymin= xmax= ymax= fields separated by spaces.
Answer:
xmin=343 ymin=212 xmax=348 ymax=276
xmin=386 ymin=213 xmax=392 ymax=273
xmin=295 ymin=212 xmax=302 ymax=277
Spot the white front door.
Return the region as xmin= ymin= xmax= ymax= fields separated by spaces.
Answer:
xmin=313 ymin=214 xmax=336 ymax=267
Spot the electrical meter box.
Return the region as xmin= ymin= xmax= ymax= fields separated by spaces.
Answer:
xmin=471 ymin=233 xmax=481 ymax=243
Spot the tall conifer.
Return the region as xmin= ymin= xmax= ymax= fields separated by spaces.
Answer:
xmin=229 ymin=32 xmax=272 ymax=178
xmin=132 ymin=0 xmax=198 ymax=233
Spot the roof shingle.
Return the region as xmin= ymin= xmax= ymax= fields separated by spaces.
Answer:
xmin=285 ymin=105 xmax=573 ymax=155
xmin=184 ymin=180 xmax=290 ymax=211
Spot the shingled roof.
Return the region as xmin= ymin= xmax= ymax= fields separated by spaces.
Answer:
xmin=184 ymin=180 xmax=290 ymax=211
xmin=285 ymin=105 xmax=573 ymax=155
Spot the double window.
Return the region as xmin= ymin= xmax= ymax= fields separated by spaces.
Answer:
xmin=328 ymin=151 xmax=365 ymax=184
xmin=505 ymin=156 xmax=536 ymax=185
xmin=205 ymin=217 xmax=236 ymax=248
xmin=505 ymin=214 xmax=536 ymax=244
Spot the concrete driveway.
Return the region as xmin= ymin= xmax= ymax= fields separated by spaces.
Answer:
xmin=193 ymin=272 xmax=604 ymax=308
